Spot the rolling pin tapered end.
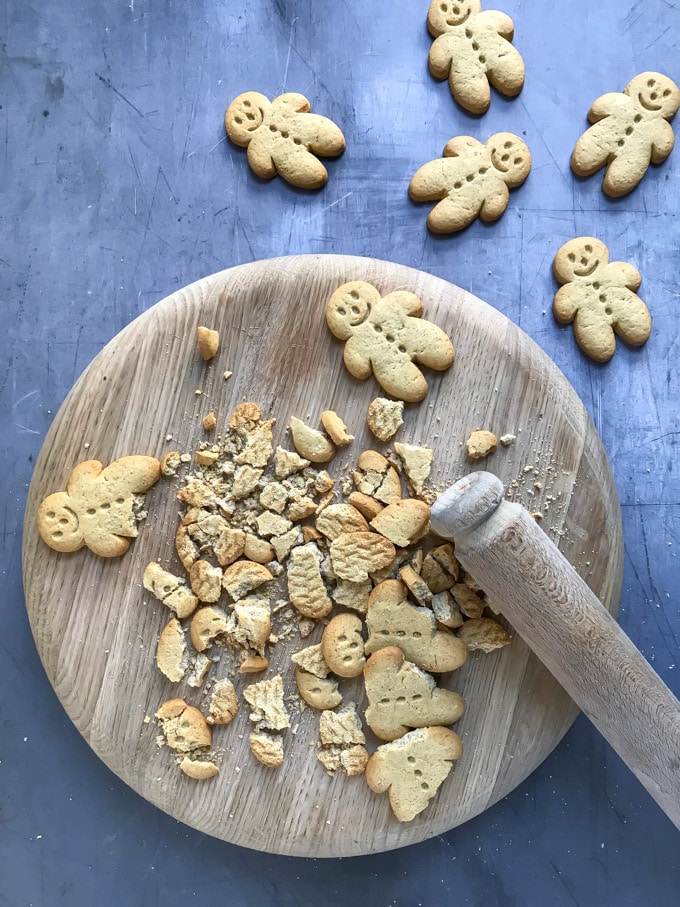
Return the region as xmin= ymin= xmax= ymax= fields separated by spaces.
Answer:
xmin=430 ymin=471 xmax=505 ymax=539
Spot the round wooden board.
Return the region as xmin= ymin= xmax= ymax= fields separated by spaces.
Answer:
xmin=22 ymin=255 xmax=623 ymax=857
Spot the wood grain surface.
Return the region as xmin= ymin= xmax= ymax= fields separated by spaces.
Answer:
xmin=22 ymin=254 xmax=623 ymax=857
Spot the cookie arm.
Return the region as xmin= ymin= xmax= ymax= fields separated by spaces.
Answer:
xmin=479 ymin=184 xmax=510 ymax=222
xmin=428 ymin=35 xmax=453 ymax=80
xmin=343 ymin=335 xmax=373 ymax=380
xmin=552 ymin=285 xmax=579 ymax=324
xmin=651 ymin=120 xmax=675 ymax=163
xmin=476 ymin=9 xmax=515 ymax=39
xmin=587 ymin=92 xmax=630 ymax=123
xmin=409 ymin=159 xmax=454 ymax=201
xmin=272 ymin=92 xmax=311 ymax=113
xmin=383 ymin=291 xmax=424 ymax=318
xmin=246 ymin=138 xmax=277 ymax=180
xmin=100 ymin=456 xmax=161 ymax=493
xmin=610 ymin=261 xmax=642 ymax=291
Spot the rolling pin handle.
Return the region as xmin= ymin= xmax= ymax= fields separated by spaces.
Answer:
xmin=431 ymin=472 xmax=680 ymax=831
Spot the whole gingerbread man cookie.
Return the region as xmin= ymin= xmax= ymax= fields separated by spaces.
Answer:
xmin=37 ymin=456 xmax=161 ymax=557
xmin=426 ymin=0 xmax=525 ymax=114
xmin=225 ymin=91 xmax=345 ymax=189
xmin=409 ymin=133 xmax=531 ymax=234
xmin=325 ymin=281 xmax=455 ymax=402
xmin=552 ymin=237 xmax=652 ymax=362
xmin=571 ymin=72 xmax=680 ymax=197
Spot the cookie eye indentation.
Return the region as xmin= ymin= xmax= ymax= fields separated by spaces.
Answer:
xmin=421 ymin=782 xmax=430 ymax=790
xmin=115 ymin=497 xmax=125 ymax=504
xmin=472 ymin=41 xmax=479 ymax=50
xmin=269 ymin=125 xmax=277 ymax=133
xmin=243 ymin=100 xmax=251 ymax=107
xmin=625 ymin=126 xmax=633 ymax=135
xmin=338 ymin=634 xmax=347 ymax=642
xmin=396 ymin=630 xmax=405 ymax=638
xmin=617 ymin=138 xmax=625 ymax=147
xmin=46 ymin=510 xmax=55 ymax=519
xmin=441 ymin=2 xmax=448 ymax=11
xmin=514 ymin=157 xmax=522 ymax=165
xmin=398 ymin=344 xmax=406 ymax=353
xmin=501 ymin=153 xmax=509 ymax=162
xmin=504 ymin=141 xmax=512 ymax=149
xmin=336 ymin=306 xmax=346 ymax=315
xmin=605 ymin=306 xmax=613 ymax=315
xmin=454 ymin=181 xmax=462 ymax=189
xmin=593 ymin=282 xmax=600 ymax=289
xmin=567 ymin=253 xmax=576 ymax=263
xmin=647 ymin=79 xmax=655 ymax=87
xmin=53 ymin=530 xmax=63 ymax=538
xmin=464 ymin=28 xmax=472 ymax=38
xmin=663 ymin=89 xmax=671 ymax=97
xmin=412 ymin=693 xmax=422 ymax=701
xmin=414 ymin=769 xmax=423 ymax=777
xmin=350 ymin=290 xmax=360 ymax=299
xmin=349 ymin=641 xmax=359 ymax=649
xmin=235 ymin=117 xmax=242 ymax=124
xmin=385 ymin=333 xmax=395 ymax=343
xmin=599 ymin=294 xmax=606 ymax=302
xmin=412 ymin=631 xmax=422 ymax=638
xmin=407 ymin=756 xmax=416 ymax=764
xmin=58 ymin=517 xmax=69 ymax=525
xmin=479 ymin=166 xmax=488 ymax=174
xmin=466 ymin=173 xmax=474 ymax=182
xmin=351 ymin=305 xmax=360 ymax=315
xmin=374 ymin=324 xmax=383 ymax=333
xmin=478 ymin=54 xmax=486 ymax=64
xmin=281 ymin=130 xmax=289 ymax=138
xmin=246 ymin=112 xmax=255 ymax=121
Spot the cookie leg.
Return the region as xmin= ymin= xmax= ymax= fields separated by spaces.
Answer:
xmin=573 ymin=310 xmax=616 ymax=362
xmin=426 ymin=196 xmax=479 ymax=234
xmin=486 ymin=49 xmax=525 ymax=97
xmin=610 ymin=292 xmax=652 ymax=347
xmin=602 ymin=154 xmax=648 ymax=197
xmin=274 ymin=149 xmax=329 ymax=190
xmin=373 ymin=358 xmax=429 ymax=404
xmin=449 ymin=65 xmax=491 ymax=115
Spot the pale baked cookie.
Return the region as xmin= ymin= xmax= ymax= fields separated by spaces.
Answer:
xmin=143 ymin=562 xmax=199 ymax=618
xmin=207 ymin=678 xmax=239 ymax=725
xmin=366 ymin=397 xmax=404 ymax=442
xmin=427 ymin=0 xmax=525 ymax=114
xmin=365 ymin=726 xmax=463 ymax=821
xmin=322 ymin=612 xmax=366 ymax=678
xmin=38 ymin=456 xmax=160 ymax=557
xmin=369 ymin=499 xmax=430 ymax=548
xmin=320 ymin=411 xmax=354 ymax=446
xmin=316 ymin=503 xmax=369 ymax=540
xmin=365 ymin=579 xmax=468 ymax=673
xmin=329 ymin=531 xmax=396 ymax=583
xmin=197 ymin=326 xmax=219 ymax=361
xmin=457 ymin=616 xmax=511 ymax=652
xmin=393 ymin=443 xmax=433 ymax=496
xmin=552 ymin=237 xmax=651 ymax=362
xmin=289 ymin=417 xmax=336 ymax=463
xmin=155 ymin=698 xmax=212 ymax=752
xmin=364 ymin=646 xmax=465 ymax=741
xmin=409 ymin=133 xmax=531 ymax=234
xmin=316 ymin=702 xmax=369 ymax=776
xmin=571 ymin=73 xmax=680 ymax=197
xmin=326 ymin=282 xmax=455 ymax=402
xmin=225 ymin=91 xmax=346 ymax=189
xmin=296 ymin=668 xmax=343 ymax=710
xmin=466 ymin=429 xmax=498 ymax=460
xmin=353 ymin=450 xmax=402 ymax=504
xmin=156 ymin=618 xmax=190 ymax=682
xmin=180 ymin=757 xmax=219 ymax=780
xmin=287 ymin=543 xmax=333 ymax=619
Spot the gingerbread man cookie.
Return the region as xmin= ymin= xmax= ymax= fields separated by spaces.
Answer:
xmin=225 ymin=91 xmax=345 ymax=189
xmin=552 ymin=237 xmax=651 ymax=362
xmin=571 ymin=72 xmax=680 ymax=197
xmin=325 ymin=281 xmax=455 ymax=402
xmin=37 ymin=456 xmax=161 ymax=557
xmin=427 ymin=0 xmax=525 ymax=114
xmin=409 ymin=133 xmax=531 ymax=234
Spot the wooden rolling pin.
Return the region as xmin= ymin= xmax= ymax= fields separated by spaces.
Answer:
xmin=430 ymin=471 xmax=680 ymax=830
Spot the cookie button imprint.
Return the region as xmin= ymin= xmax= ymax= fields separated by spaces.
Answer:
xmin=225 ymin=91 xmax=346 ymax=189
xmin=426 ymin=0 xmax=525 ymax=114
xmin=571 ymin=72 xmax=680 ymax=197
xmin=552 ymin=237 xmax=651 ymax=362
xmin=325 ymin=281 xmax=455 ymax=402
xmin=409 ymin=133 xmax=531 ymax=234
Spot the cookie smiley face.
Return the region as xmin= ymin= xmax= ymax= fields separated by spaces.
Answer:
xmin=487 ymin=133 xmax=531 ymax=185
xmin=553 ymin=237 xmax=609 ymax=282
xmin=427 ymin=0 xmax=481 ymax=34
xmin=224 ymin=92 xmax=270 ymax=146
xmin=322 ymin=612 xmax=366 ymax=678
xmin=37 ymin=493 xmax=84 ymax=552
xmin=325 ymin=281 xmax=376 ymax=339
xmin=626 ymin=73 xmax=680 ymax=118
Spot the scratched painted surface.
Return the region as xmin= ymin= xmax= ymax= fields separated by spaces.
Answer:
xmin=1 ymin=0 xmax=678 ymax=903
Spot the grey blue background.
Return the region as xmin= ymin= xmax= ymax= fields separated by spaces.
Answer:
xmin=1 ymin=0 xmax=679 ymax=904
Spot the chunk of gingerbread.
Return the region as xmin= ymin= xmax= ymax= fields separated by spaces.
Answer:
xmin=325 ymin=281 xmax=455 ymax=402
xmin=409 ymin=133 xmax=531 ymax=234
xmin=37 ymin=456 xmax=161 ymax=557
xmin=571 ymin=72 xmax=680 ymax=197
xmin=552 ymin=237 xmax=652 ymax=362
xmin=427 ymin=0 xmax=525 ymax=114
xmin=225 ymin=91 xmax=345 ymax=189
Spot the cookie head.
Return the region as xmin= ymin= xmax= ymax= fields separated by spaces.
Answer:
xmin=325 ymin=281 xmax=378 ymax=340
xmin=427 ymin=0 xmax=481 ymax=34
xmin=488 ymin=134 xmax=531 ymax=185
xmin=225 ymin=92 xmax=270 ymax=146
xmin=38 ymin=492 xmax=84 ymax=552
xmin=553 ymin=237 xmax=609 ymax=282
xmin=626 ymin=72 xmax=680 ymax=118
